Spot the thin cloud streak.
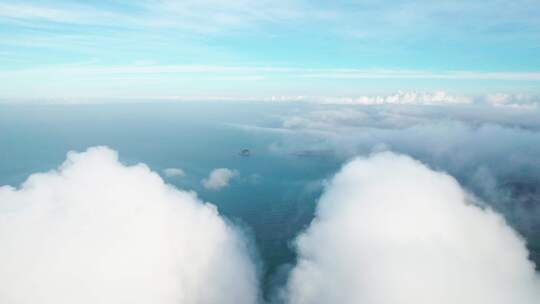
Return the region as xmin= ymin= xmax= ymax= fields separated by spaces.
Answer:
xmin=3 ymin=64 xmax=540 ymax=80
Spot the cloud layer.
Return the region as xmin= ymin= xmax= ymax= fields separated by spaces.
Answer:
xmin=202 ymin=168 xmax=239 ymax=190
xmin=286 ymin=152 xmax=540 ymax=304
xmin=271 ymin=103 xmax=540 ymax=237
xmin=314 ymin=91 xmax=472 ymax=105
xmin=0 ymin=147 xmax=258 ymax=304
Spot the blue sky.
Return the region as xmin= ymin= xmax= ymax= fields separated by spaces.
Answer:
xmin=1 ymin=0 xmax=540 ymax=101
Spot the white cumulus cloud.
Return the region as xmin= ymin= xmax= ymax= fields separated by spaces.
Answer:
xmin=0 ymin=147 xmax=258 ymax=304
xmin=316 ymin=91 xmax=472 ymax=105
xmin=484 ymin=93 xmax=539 ymax=109
xmin=202 ymin=168 xmax=239 ymax=190
xmin=163 ymin=167 xmax=185 ymax=177
xmin=286 ymin=152 xmax=540 ymax=304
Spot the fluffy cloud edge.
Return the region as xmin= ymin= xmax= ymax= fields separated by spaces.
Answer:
xmin=0 ymin=146 xmax=259 ymax=304
xmin=285 ymin=152 xmax=540 ymax=304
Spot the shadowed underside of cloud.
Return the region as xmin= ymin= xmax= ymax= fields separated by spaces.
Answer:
xmin=286 ymin=152 xmax=540 ymax=304
xmin=0 ymin=147 xmax=258 ymax=304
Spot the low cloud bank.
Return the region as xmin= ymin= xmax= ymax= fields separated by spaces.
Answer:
xmin=485 ymin=93 xmax=539 ymax=109
xmin=0 ymin=147 xmax=258 ymax=304
xmin=317 ymin=91 xmax=471 ymax=105
xmin=305 ymin=91 xmax=539 ymax=108
xmin=202 ymin=168 xmax=239 ymax=190
xmin=269 ymin=104 xmax=540 ymax=254
xmin=286 ymin=152 xmax=540 ymax=304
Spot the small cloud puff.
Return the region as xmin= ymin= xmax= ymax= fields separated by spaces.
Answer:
xmin=202 ymin=168 xmax=239 ymax=190
xmin=163 ymin=167 xmax=185 ymax=177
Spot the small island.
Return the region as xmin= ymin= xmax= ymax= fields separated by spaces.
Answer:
xmin=240 ymin=149 xmax=251 ymax=157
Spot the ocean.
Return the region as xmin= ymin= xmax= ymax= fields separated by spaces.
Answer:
xmin=1 ymin=102 xmax=539 ymax=298
xmin=0 ymin=102 xmax=341 ymax=297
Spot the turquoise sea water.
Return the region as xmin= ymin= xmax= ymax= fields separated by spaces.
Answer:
xmin=2 ymin=102 xmax=539 ymax=297
xmin=0 ymin=103 xmax=341 ymax=297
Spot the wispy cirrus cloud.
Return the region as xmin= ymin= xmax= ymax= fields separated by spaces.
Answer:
xmin=0 ymin=0 xmax=323 ymax=32
xmin=0 ymin=2 xmax=140 ymax=27
xmin=1 ymin=63 xmax=540 ymax=100
xmin=2 ymin=0 xmax=540 ymax=99
xmin=3 ymin=63 xmax=540 ymax=80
